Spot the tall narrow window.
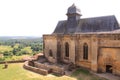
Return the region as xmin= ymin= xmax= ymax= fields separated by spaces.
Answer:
xmin=49 ymin=49 xmax=53 ymax=57
xmin=57 ymin=42 xmax=61 ymax=62
xmin=65 ymin=42 xmax=69 ymax=57
xmin=83 ymin=43 xmax=88 ymax=60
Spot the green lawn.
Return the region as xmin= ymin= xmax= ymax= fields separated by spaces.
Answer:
xmin=0 ymin=63 xmax=107 ymax=80
xmin=0 ymin=63 xmax=75 ymax=80
xmin=71 ymin=68 xmax=107 ymax=80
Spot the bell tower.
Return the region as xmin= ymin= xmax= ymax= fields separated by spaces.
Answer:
xmin=66 ymin=4 xmax=82 ymax=21
xmin=66 ymin=4 xmax=82 ymax=33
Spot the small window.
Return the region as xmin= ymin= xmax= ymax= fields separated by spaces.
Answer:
xmin=65 ymin=42 xmax=69 ymax=57
xmin=83 ymin=43 xmax=88 ymax=60
xmin=49 ymin=49 xmax=53 ymax=57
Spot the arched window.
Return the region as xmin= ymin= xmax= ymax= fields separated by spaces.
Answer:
xmin=83 ymin=43 xmax=88 ymax=60
xmin=49 ymin=49 xmax=53 ymax=57
xmin=65 ymin=42 xmax=69 ymax=57
xmin=57 ymin=42 xmax=61 ymax=61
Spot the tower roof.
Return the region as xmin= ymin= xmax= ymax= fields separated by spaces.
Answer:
xmin=67 ymin=4 xmax=82 ymax=16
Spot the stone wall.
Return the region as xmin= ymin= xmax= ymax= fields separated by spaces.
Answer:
xmin=77 ymin=61 xmax=91 ymax=69
xmin=62 ymin=35 xmax=76 ymax=64
xmin=97 ymin=34 xmax=120 ymax=76
xmin=114 ymin=61 xmax=120 ymax=76
xmin=76 ymin=35 xmax=92 ymax=69
xmin=43 ymin=33 xmax=120 ymax=76
xmin=0 ymin=60 xmax=25 ymax=64
xmin=23 ymin=61 xmax=48 ymax=75
xmin=43 ymin=35 xmax=57 ymax=63
xmin=34 ymin=61 xmax=65 ymax=75
xmin=98 ymin=48 xmax=120 ymax=76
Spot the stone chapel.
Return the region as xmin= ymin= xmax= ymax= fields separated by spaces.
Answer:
xmin=43 ymin=4 xmax=120 ymax=75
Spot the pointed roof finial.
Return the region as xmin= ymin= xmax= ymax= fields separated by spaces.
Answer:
xmin=67 ymin=3 xmax=82 ymax=16
xmin=72 ymin=3 xmax=75 ymax=6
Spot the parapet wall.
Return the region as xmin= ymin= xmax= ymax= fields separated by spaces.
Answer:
xmin=0 ymin=60 xmax=25 ymax=64
xmin=23 ymin=61 xmax=48 ymax=75
xmin=34 ymin=62 xmax=65 ymax=75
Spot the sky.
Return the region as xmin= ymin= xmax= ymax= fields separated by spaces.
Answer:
xmin=0 ymin=0 xmax=120 ymax=37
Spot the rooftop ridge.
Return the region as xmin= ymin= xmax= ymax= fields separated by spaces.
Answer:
xmin=81 ymin=15 xmax=115 ymax=20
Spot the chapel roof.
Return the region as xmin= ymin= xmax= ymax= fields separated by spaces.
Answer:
xmin=53 ymin=15 xmax=120 ymax=34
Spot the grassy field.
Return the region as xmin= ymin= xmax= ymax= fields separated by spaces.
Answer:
xmin=0 ymin=63 xmax=75 ymax=80
xmin=0 ymin=45 xmax=13 ymax=53
xmin=71 ymin=68 xmax=107 ymax=80
xmin=0 ymin=63 xmax=107 ymax=80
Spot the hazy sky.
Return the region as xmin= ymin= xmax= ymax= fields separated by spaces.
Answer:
xmin=0 ymin=0 xmax=120 ymax=36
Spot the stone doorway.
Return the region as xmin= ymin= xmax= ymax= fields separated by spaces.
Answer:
xmin=106 ymin=65 xmax=112 ymax=73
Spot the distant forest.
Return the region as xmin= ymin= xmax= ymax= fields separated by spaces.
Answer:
xmin=0 ymin=36 xmax=43 ymax=61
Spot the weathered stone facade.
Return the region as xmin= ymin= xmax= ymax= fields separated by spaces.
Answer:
xmin=43 ymin=4 xmax=120 ymax=76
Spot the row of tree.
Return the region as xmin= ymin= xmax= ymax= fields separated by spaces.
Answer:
xmin=0 ymin=37 xmax=43 ymax=57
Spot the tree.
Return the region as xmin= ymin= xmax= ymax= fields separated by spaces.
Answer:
xmin=3 ymin=51 xmax=13 ymax=56
xmin=12 ymin=48 xmax=20 ymax=55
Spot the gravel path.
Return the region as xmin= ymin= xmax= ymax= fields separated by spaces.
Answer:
xmin=92 ymin=72 xmax=120 ymax=80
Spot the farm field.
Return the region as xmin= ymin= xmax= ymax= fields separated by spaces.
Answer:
xmin=0 ymin=63 xmax=107 ymax=80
